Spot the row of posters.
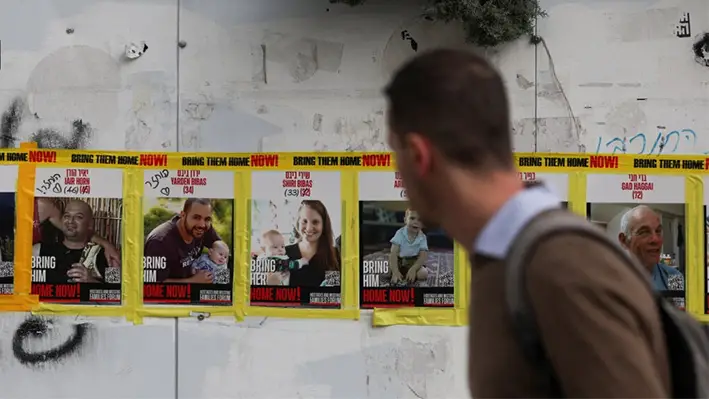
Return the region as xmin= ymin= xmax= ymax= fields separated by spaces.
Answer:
xmin=0 ymin=166 xmax=696 ymax=312
xmin=7 ymin=167 xmax=455 ymax=309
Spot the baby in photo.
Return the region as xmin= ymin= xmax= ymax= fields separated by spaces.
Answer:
xmin=191 ymin=240 xmax=230 ymax=284
xmin=259 ymin=229 xmax=307 ymax=286
xmin=387 ymin=208 xmax=429 ymax=286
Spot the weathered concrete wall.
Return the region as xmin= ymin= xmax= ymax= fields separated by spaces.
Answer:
xmin=0 ymin=0 xmax=707 ymax=397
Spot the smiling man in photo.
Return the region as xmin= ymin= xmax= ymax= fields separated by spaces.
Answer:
xmin=144 ymin=198 xmax=221 ymax=284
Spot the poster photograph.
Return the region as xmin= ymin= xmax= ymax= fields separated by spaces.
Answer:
xmin=587 ymin=173 xmax=686 ymax=309
xmin=0 ymin=165 xmax=17 ymax=295
xmin=142 ymin=170 xmax=234 ymax=306
xmin=250 ymin=170 xmax=342 ymax=308
xmin=31 ymin=167 xmax=123 ymax=304
xmin=359 ymin=172 xmax=454 ymax=308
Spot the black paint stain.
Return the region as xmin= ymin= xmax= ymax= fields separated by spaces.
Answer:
xmin=401 ymin=30 xmax=418 ymax=52
xmin=693 ymin=33 xmax=709 ymax=67
xmin=0 ymin=98 xmax=23 ymax=148
xmin=0 ymin=97 xmax=92 ymax=149
xmin=13 ymin=317 xmax=91 ymax=366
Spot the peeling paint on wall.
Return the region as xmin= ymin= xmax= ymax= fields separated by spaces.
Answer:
xmin=262 ymin=32 xmax=344 ymax=82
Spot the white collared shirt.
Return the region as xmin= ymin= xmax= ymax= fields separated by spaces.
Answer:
xmin=474 ymin=185 xmax=562 ymax=259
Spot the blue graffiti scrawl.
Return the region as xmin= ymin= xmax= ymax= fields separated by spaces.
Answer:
xmin=595 ymin=128 xmax=705 ymax=155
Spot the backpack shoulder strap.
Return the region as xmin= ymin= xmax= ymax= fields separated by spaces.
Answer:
xmin=506 ymin=209 xmax=653 ymax=326
xmin=505 ymin=209 xmax=654 ymax=396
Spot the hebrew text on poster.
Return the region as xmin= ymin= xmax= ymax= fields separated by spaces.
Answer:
xmin=143 ymin=169 xmax=234 ymax=306
xmin=588 ymin=174 xmax=686 ymax=309
xmin=358 ymin=172 xmax=454 ymax=308
xmin=250 ymin=171 xmax=342 ymax=308
xmin=32 ymin=167 xmax=123 ymax=304
xmin=518 ymin=171 xmax=569 ymax=201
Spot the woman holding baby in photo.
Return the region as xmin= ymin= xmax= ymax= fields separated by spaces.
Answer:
xmin=265 ymin=200 xmax=340 ymax=287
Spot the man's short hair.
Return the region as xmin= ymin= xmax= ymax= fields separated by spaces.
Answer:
xmin=384 ymin=48 xmax=512 ymax=170
xmin=183 ymin=198 xmax=212 ymax=213
xmin=65 ymin=199 xmax=94 ymax=220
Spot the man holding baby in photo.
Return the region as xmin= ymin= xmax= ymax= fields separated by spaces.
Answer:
xmin=144 ymin=198 xmax=230 ymax=284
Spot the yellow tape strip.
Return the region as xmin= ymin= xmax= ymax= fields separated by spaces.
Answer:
xmin=8 ymin=150 xmax=709 ymax=174
xmin=34 ymin=304 xmax=125 ymax=316
xmin=373 ymin=308 xmax=467 ymax=326
xmin=455 ymin=243 xmax=470 ymax=314
xmin=125 ymin=169 xmax=142 ymax=324
xmin=568 ymin=171 xmax=587 ymax=217
xmin=137 ymin=306 xmax=237 ymax=318
xmin=0 ymin=294 xmax=38 ymax=311
xmin=341 ymin=170 xmax=358 ymax=317
xmin=685 ymin=175 xmax=703 ymax=316
xmin=348 ymin=170 xmax=360 ymax=313
xmin=245 ymin=307 xmax=359 ymax=319
xmin=14 ymin=142 xmax=37 ymax=296
xmin=233 ymin=171 xmax=249 ymax=321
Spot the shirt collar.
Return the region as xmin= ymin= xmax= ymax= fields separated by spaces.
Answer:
xmin=474 ymin=185 xmax=561 ymax=259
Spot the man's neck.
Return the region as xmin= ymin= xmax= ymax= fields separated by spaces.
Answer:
xmin=439 ymin=169 xmax=523 ymax=248
xmin=63 ymin=238 xmax=88 ymax=250
xmin=176 ymin=218 xmax=194 ymax=244
xmin=646 ymin=262 xmax=658 ymax=274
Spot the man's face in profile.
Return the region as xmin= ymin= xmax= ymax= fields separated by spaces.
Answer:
xmin=182 ymin=202 xmax=212 ymax=239
xmin=62 ymin=201 xmax=92 ymax=241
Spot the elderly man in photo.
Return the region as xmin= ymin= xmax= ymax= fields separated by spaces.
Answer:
xmin=618 ymin=205 xmax=685 ymax=307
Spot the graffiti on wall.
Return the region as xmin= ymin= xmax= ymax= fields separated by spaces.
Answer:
xmin=0 ymin=97 xmax=92 ymax=149
xmin=12 ymin=316 xmax=92 ymax=366
xmin=675 ymin=12 xmax=691 ymax=38
xmin=593 ymin=128 xmax=706 ymax=155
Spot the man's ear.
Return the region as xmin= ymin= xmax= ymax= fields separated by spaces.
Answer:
xmin=618 ymin=233 xmax=628 ymax=247
xmin=180 ymin=211 xmax=186 ymax=219
xmin=406 ymin=134 xmax=433 ymax=178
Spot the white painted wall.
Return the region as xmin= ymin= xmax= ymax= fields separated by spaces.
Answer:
xmin=0 ymin=0 xmax=707 ymax=397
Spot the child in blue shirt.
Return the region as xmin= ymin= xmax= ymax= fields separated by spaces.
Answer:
xmin=387 ymin=209 xmax=429 ymax=286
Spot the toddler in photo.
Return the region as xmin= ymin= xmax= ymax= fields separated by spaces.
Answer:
xmin=191 ymin=240 xmax=230 ymax=284
xmin=259 ymin=230 xmax=307 ymax=286
xmin=387 ymin=208 xmax=429 ymax=286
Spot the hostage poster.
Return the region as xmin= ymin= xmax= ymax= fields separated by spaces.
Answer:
xmin=250 ymin=170 xmax=342 ymax=308
xmin=142 ymin=169 xmax=234 ymax=305
xmin=359 ymin=172 xmax=454 ymax=308
xmin=31 ymin=167 xmax=123 ymax=304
